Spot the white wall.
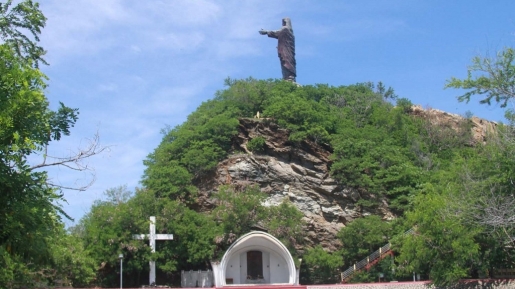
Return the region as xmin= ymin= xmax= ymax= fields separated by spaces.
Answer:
xmin=269 ymin=251 xmax=289 ymax=283
xmin=225 ymin=253 xmax=241 ymax=284
xmin=263 ymin=251 xmax=270 ymax=282
xmin=239 ymin=252 xmax=247 ymax=283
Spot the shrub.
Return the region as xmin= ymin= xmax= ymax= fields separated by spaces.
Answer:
xmin=247 ymin=137 xmax=266 ymax=152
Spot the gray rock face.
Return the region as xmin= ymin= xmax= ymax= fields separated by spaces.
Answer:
xmin=195 ymin=109 xmax=496 ymax=251
xmin=410 ymin=105 xmax=498 ymax=144
xmin=196 ymin=118 xmax=393 ymax=251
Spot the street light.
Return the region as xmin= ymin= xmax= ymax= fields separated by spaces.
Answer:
xmin=119 ymin=254 xmax=124 ymax=289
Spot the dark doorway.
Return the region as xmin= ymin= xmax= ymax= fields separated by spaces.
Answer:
xmin=247 ymin=251 xmax=263 ymax=279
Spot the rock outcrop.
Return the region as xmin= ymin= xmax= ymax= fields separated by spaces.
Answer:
xmin=196 ymin=118 xmax=392 ymax=251
xmin=411 ymin=105 xmax=497 ymax=144
xmin=196 ymin=108 xmax=497 ymax=251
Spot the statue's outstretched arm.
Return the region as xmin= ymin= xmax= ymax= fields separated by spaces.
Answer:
xmin=259 ymin=29 xmax=279 ymax=39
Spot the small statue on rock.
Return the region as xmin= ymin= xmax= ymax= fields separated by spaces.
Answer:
xmin=259 ymin=18 xmax=296 ymax=82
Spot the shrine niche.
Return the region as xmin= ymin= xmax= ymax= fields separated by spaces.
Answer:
xmin=247 ymin=250 xmax=263 ymax=280
xmin=211 ymin=231 xmax=299 ymax=287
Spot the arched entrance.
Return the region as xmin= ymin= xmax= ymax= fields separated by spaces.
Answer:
xmin=211 ymin=231 xmax=298 ymax=287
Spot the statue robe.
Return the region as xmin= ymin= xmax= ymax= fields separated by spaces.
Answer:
xmin=265 ymin=18 xmax=296 ymax=82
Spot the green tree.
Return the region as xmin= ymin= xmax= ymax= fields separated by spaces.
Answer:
xmin=302 ymin=246 xmax=343 ymax=284
xmin=76 ymin=188 xmax=149 ymax=287
xmin=0 ymin=42 xmax=80 ymax=287
xmin=247 ymin=136 xmax=266 ymax=152
xmin=45 ymin=226 xmax=97 ymax=287
xmin=446 ymin=47 xmax=515 ymax=108
xmin=263 ymin=84 xmax=335 ymax=144
xmin=141 ymin=159 xmax=197 ymax=202
xmin=211 ymin=185 xmax=268 ymax=254
xmin=77 ymin=186 xmax=220 ymax=287
xmin=0 ymin=0 xmax=47 ymax=66
xmin=396 ymin=186 xmax=481 ymax=286
xmin=139 ymin=77 xmax=506 ymax=286
xmin=211 ymin=185 xmax=305 ymax=258
xmin=220 ymin=77 xmax=278 ymax=118
xmin=265 ymin=200 xmax=305 ymax=252
xmin=448 ymin=131 xmax=515 ymax=268
xmin=338 ymin=215 xmax=392 ymax=268
xmin=445 ymin=46 xmax=515 ymax=272
xmin=0 ymin=2 xmax=108 ymax=287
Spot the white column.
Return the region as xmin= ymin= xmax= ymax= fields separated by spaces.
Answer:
xmin=210 ymin=261 xmax=222 ymax=288
xmin=149 ymin=216 xmax=157 ymax=285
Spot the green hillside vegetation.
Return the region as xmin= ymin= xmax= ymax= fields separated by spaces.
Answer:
xmin=10 ymin=73 xmax=513 ymax=287
xmin=144 ymin=78 xmax=447 ymax=214
xmin=76 ymin=76 xmax=515 ymax=287
xmin=3 ymin=2 xmax=515 ymax=287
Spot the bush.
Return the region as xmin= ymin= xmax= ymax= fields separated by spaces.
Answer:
xmin=396 ymin=98 xmax=413 ymax=113
xmin=247 ymin=137 xmax=266 ymax=152
xmin=302 ymin=246 xmax=343 ymax=284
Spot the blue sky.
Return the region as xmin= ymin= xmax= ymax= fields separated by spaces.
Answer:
xmin=34 ymin=0 xmax=515 ymax=226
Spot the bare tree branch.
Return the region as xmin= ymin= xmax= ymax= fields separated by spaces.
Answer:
xmin=472 ymin=187 xmax=515 ymax=245
xmin=46 ymin=178 xmax=96 ymax=192
xmin=30 ymin=132 xmax=110 ymax=191
xmin=444 ymin=158 xmax=515 ymax=248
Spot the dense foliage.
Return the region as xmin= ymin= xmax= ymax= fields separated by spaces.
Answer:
xmin=0 ymin=0 xmax=47 ymax=66
xmin=72 ymin=183 xmax=305 ymax=287
xmin=5 ymin=0 xmax=514 ymax=286
xmin=131 ymin=76 xmax=492 ymax=286
xmin=143 ymin=78 xmax=445 ymax=215
xmin=10 ymin=69 xmax=513 ymax=287
xmin=75 ymin=74 xmax=515 ymax=287
xmin=446 ymin=47 xmax=515 ymax=108
xmin=0 ymin=1 xmax=101 ymax=287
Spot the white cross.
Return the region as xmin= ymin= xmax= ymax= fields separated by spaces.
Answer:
xmin=133 ymin=216 xmax=174 ymax=285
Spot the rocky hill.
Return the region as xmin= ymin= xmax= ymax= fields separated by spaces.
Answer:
xmin=411 ymin=105 xmax=497 ymax=144
xmin=194 ymin=106 xmax=497 ymax=251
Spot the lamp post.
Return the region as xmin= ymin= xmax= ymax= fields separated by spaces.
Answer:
xmin=119 ymin=254 xmax=124 ymax=289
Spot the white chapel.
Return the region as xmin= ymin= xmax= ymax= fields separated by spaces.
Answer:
xmin=211 ymin=231 xmax=300 ymax=287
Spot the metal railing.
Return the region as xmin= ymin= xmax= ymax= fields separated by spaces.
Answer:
xmin=340 ymin=228 xmax=415 ymax=282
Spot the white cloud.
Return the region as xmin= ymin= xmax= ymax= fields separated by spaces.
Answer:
xmin=36 ymin=0 xmax=321 ymax=224
xmin=40 ymin=0 xmax=288 ymax=59
xmin=40 ymin=0 xmax=222 ymax=58
xmin=41 ymin=0 xmax=132 ymax=55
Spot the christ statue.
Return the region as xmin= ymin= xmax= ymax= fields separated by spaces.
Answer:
xmin=259 ymin=18 xmax=296 ymax=82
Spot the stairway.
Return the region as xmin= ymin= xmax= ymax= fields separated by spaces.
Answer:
xmin=340 ymin=228 xmax=414 ymax=283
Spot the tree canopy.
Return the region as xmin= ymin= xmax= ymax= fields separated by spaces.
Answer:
xmin=60 ymin=68 xmax=515 ymax=287
xmin=4 ymin=1 xmax=510 ymax=285
xmin=0 ymin=0 xmax=47 ymax=66
xmin=0 ymin=1 xmax=102 ymax=287
xmin=133 ymin=77 xmax=494 ymax=286
xmin=446 ymin=47 xmax=515 ymax=108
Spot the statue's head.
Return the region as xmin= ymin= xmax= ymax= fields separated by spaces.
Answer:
xmin=282 ymin=17 xmax=292 ymax=29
